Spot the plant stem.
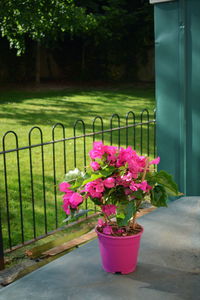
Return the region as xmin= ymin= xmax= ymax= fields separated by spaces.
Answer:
xmin=142 ymin=158 xmax=149 ymax=182
xmin=131 ymin=158 xmax=149 ymax=229
xmin=103 ymin=213 xmax=110 ymax=223
xmin=131 ymin=215 xmax=137 ymax=229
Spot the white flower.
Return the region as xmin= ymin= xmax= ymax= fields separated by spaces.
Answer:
xmin=64 ymin=168 xmax=85 ymax=182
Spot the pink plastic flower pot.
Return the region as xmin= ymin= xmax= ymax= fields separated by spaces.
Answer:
xmin=96 ymin=226 xmax=144 ymax=274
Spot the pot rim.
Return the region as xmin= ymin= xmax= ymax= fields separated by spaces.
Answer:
xmin=95 ymin=225 xmax=144 ymax=240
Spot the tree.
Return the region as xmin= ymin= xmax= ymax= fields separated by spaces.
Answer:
xmin=0 ymin=0 xmax=153 ymax=83
xmin=0 ymin=0 xmax=97 ymax=82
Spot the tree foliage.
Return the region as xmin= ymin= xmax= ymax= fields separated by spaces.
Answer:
xmin=0 ymin=0 xmax=152 ymax=53
xmin=0 ymin=0 xmax=97 ymax=54
xmin=0 ymin=0 xmax=154 ymax=82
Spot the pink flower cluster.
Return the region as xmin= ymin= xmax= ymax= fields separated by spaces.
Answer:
xmin=84 ymin=177 xmax=115 ymax=199
xmin=59 ymin=142 xmax=160 ymax=223
xmin=102 ymin=204 xmax=117 ymax=216
xmin=89 ymin=141 xmax=159 ymax=194
xmin=59 ymin=182 xmax=83 ymax=215
xmin=130 ymin=180 xmax=152 ymax=193
xmin=97 ymin=219 xmax=113 ymax=234
xmin=89 ymin=142 xmax=160 ymax=179
xmin=97 ymin=218 xmax=125 ymax=235
xmin=89 ymin=142 xmax=117 ymax=162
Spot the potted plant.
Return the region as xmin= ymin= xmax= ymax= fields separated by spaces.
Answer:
xmin=59 ymin=142 xmax=181 ymax=274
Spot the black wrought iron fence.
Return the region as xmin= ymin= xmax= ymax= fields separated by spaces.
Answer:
xmin=0 ymin=109 xmax=156 ymax=270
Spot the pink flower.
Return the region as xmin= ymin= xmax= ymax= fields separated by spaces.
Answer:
xmin=127 ymin=155 xmax=147 ymax=178
xmin=104 ymin=177 xmax=115 ymax=188
xmin=62 ymin=195 xmax=71 ymax=215
xmin=104 ymin=145 xmax=117 ymax=162
xmin=121 ymin=172 xmax=133 ymax=182
xmin=69 ymin=193 xmax=83 ymax=208
xmin=62 ymin=204 xmax=70 ymax=215
xmin=102 ymin=204 xmax=116 ymax=216
xmin=103 ymin=225 xmax=113 ymax=235
xmin=89 ymin=141 xmax=105 ymax=159
xmin=146 ymin=184 xmax=152 ymax=192
xmin=59 ymin=182 xmax=71 ymax=192
xmin=130 ymin=181 xmax=152 ymax=193
xmin=125 ymin=188 xmax=132 ymax=195
xmin=95 ymin=180 xmax=104 ymax=193
xmin=117 ymin=228 xmax=125 ymax=234
xmin=137 ymin=181 xmax=148 ymax=191
xmin=150 ymin=156 xmax=160 ymax=165
xmin=115 ymin=176 xmax=130 ymax=187
xmin=90 ymin=161 xmax=100 ymax=171
xmin=97 ymin=218 xmax=105 ymax=227
xmin=116 ymin=146 xmax=135 ymax=167
xmin=134 ymin=181 xmax=153 ymax=193
xmin=63 ymin=192 xmax=74 ymax=202
xmin=85 ymin=179 xmax=104 ymax=198
xmin=130 ymin=181 xmax=138 ymax=192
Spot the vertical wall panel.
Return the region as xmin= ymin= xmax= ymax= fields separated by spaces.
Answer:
xmin=154 ymin=0 xmax=200 ymax=195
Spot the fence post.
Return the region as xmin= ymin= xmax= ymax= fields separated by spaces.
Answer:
xmin=0 ymin=209 xmax=4 ymax=270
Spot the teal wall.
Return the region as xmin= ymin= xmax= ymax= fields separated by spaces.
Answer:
xmin=154 ymin=0 xmax=200 ymax=195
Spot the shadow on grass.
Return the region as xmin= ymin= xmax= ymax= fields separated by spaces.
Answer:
xmin=0 ymin=87 xmax=155 ymax=130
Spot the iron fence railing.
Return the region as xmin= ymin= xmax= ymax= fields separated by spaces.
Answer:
xmin=0 ymin=109 xmax=156 ymax=270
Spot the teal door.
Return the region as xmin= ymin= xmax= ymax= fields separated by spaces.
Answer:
xmin=153 ymin=0 xmax=200 ymax=195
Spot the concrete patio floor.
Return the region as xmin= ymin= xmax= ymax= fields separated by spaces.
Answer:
xmin=0 ymin=197 xmax=199 ymax=300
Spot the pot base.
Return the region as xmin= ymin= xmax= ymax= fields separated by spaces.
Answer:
xmin=102 ymin=265 xmax=137 ymax=275
xmin=96 ymin=226 xmax=143 ymax=275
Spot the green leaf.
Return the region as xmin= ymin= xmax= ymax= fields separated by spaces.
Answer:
xmin=82 ymin=166 xmax=115 ymax=186
xmin=99 ymin=165 xmax=116 ymax=177
xmin=150 ymin=185 xmax=168 ymax=207
xmin=72 ymin=177 xmax=84 ymax=189
xmin=82 ymin=173 xmax=103 ymax=185
xmin=132 ymin=189 xmax=144 ymax=200
xmin=63 ymin=215 xmax=72 ymax=222
xmin=155 ymin=170 xmax=180 ymax=196
xmin=145 ymin=172 xmax=157 ymax=186
xmin=73 ymin=209 xmax=93 ymax=218
xmin=107 ymin=186 xmax=127 ymax=204
xmin=116 ymin=201 xmax=136 ymax=227
xmin=63 ymin=209 xmax=93 ymax=222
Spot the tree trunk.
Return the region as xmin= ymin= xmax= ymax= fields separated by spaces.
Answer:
xmin=81 ymin=41 xmax=87 ymax=81
xmin=35 ymin=40 xmax=41 ymax=85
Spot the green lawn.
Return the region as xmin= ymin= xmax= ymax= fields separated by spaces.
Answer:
xmin=0 ymin=85 xmax=155 ymax=250
xmin=0 ymin=85 xmax=155 ymax=142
